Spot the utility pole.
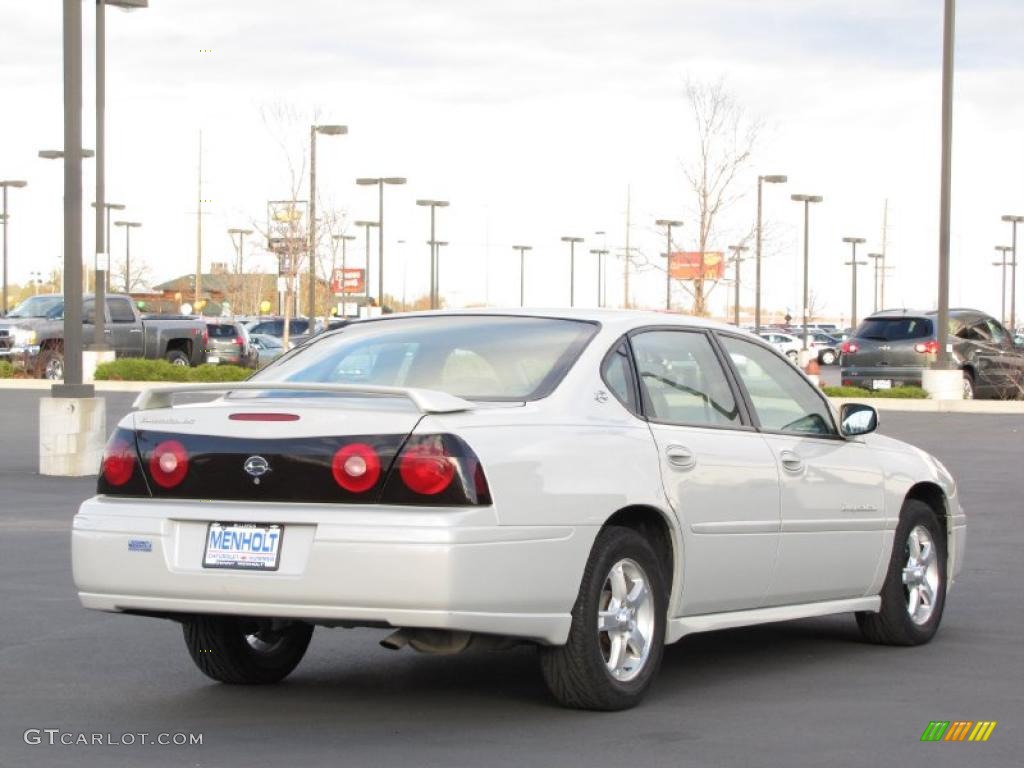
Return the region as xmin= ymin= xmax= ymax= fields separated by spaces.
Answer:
xmin=880 ymin=199 xmax=889 ymax=309
xmin=195 ymin=130 xmax=202 ymax=311
xmin=994 ymin=246 xmax=1012 ymax=326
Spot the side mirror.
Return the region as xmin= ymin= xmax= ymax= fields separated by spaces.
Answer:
xmin=840 ymin=403 xmax=878 ymax=437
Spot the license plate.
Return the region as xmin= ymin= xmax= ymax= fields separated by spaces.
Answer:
xmin=203 ymin=523 xmax=283 ymax=570
xmin=207 ymin=355 xmax=220 ymax=364
xmin=872 ymin=379 xmax=892 ymax=390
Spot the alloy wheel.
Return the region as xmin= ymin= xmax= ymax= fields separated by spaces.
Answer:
xmin=597 ymin=558 xmax=655 ymax=682
xmin=902 ymin=525 xmax=940 ymax=626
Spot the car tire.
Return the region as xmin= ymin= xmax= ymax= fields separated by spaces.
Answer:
xmin=856 ymin=499 xmax=947 ymax=646
xmin=39 ymin=349 xmax=64 ymax=381
xmin=786 ymin=350 xmax=799 ymax=363
xmin=820 ymin=350 xmax=837 ymax=366
xmin=961 ymin=370 xmax=975 ymax=400
xmin=166 ymin=349 xmax=191 ymax=367
xmin=539 ymin=526 xmax=667 ymax=711
xmin=183 ymin=615 xmax=313 ymax=684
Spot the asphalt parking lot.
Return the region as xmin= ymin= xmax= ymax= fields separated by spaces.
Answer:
xmin=1 ymin=388 xmax=1021 ymax=768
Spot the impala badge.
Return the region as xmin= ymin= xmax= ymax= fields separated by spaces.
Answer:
xmin=244 ymin=456 xmax=270 ymax=484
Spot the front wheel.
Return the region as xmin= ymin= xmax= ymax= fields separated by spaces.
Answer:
xmin=820 ymin=349 xmax=837 ymax=366
xmin=856 ymin=500 xmax=947 ymax=646
xmin=962 ymin=370 xmax=975 ymax=400
xmin=39 ymin=349 xmax=65 ymax=380
xmin=539 ymin=526 xmax=667 ymax=710
xmin=786 ymin=350 xmax=799 ymax=363
xmin=183 ymin=615 xmax=313 ymax=684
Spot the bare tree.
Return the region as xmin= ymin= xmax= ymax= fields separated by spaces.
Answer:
xmin=681 ymin=78 xmax=762 ymax=315
xmin=112 ymin=257 xmax=152 ymax=294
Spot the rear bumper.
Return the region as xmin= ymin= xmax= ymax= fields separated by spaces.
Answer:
xmin=840 ymin=366 xmax=923 ymax=389
xmin=72 ymin=496 xmax=595 ymax=645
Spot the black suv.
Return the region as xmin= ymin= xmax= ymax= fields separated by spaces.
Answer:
xmin=840 ymin=309 xmax=1024 ymax=399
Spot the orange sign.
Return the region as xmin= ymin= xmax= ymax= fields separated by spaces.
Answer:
xmin=668 ymin=251 xmax=724 ymax=280
xmin=331 ymin=268 xmax=366 ymax=295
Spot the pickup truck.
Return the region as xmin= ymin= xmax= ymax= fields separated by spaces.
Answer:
xmin=0 ymin=293 xmax=208 ymax=380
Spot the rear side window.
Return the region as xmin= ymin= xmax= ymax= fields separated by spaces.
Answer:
xmin=631 ymin=330 xmax=740 ymax=428
xmin=855 ymin=317 xmax=933 ymax=341
xmin=107 ymin=298 xmax=135 ymax=323
xmin=601 ymin=342 xmax=638 ymax=413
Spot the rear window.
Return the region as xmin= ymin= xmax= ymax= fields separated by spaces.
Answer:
xmin=207 ymin=324 xmax=238 ymax=339
xmin=251 ymin=315 xmax=598 ymax=401
xmin=854 ymin=317 xmax=933 ymax=341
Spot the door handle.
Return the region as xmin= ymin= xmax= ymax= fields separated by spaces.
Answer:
xmin=665 ymin=445 xmax=696 ymax=470
xmin=779 ymin=450 xmax=805 ymax=473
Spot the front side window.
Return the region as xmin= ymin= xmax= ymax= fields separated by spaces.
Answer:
xmin=720 ymin=335 xmax=836 ymax=437
xmin=252 ymin=315 xmax=598 ymax=401
xmin=630 ymin=330 xmax=740 ymax=427
xmin=985 ymin=318 xmax=1010 ymax=345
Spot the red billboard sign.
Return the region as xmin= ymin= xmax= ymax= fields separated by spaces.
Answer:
xmin=668 ymin=251 xmax=725 ymax=280
xmin=331 ymin=268 xmax=366 ymax=295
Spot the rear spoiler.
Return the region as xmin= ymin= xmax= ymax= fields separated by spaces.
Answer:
xmin=132 ymin=382 xmax=476 ymax=414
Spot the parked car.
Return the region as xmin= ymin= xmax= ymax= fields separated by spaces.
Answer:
xmin=840 ymin=308 xmax=1024 ymax=399
xmin=74 ymin=310 xmax=964 ymax=710
xmin=0 ymin=293 xmax=207 ymax=379
xmin=249 ymin=333 xmax=286 ymax=368
xmin=809 ymin=332 xmax=842 ymax=365
xmin=205 ymin=321 xmax=255 ymax=368
xmin=244 ymin=317 xmax=313 ymax=345
xmin=757 ymin=331 xmax=801 ymax=362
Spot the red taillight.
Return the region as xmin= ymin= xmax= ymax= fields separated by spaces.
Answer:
xmin=235 ymin=336 xmax=244 ymax=346
xmin=914 ymin=340 xmax=939 ymax=354
xmin=841 ymin=340 xmax=859 ymax=354
xmin=399 ymin=438 xmax=456 ymax=496
xmin=102 ymin=438 xmax=136 ymax=486
xmin=331 ymin=443 xmax=381 ymax=493
xmin=149 ymin=439 xmax=189 ymax=489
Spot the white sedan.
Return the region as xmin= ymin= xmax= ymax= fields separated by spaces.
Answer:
xmin=72 ymin=310 xmax=965 ymax=710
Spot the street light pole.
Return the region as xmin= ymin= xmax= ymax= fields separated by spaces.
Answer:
xmin=994 ymin=246 xmax=1012 ymax=326
xmin=727 ymin=245 xmax=748 ymax=326
xmin=655 ymin=219 xmax=683 ymax=312
xmin=790 ymin=194 xmax=823 ymax=353
xmin=357 ymin=177 xmax=406 ymax=308
xmin=429 ymin=240 xmax=448 ymax=305
xmin=0 ymin=180 xmax=28 ymax=315
xmin=308 ymin=124 xmax=346 ymax=330
xmin=416 ymin=199 xmax=449 ymax=309
xmin=227 ymin=227 xmax=253 ymax=274
xmin=590 ymin=249 xmax=609 ymax=307
xmin=934 ymin=0 xmax=956 ymax=371
xmin=114 ymin=220 xmax=141 ymax=292
xmin=512 ymin=245 xmax=532 ymax=306
xmin=560 ymin=236 xmax=584 ymax=307
xmin=842 ymin=237 xmax=868 ymax=330
xmin=1001 ymin=215 xmax=1023 ymax=332
xmin=867 ymin=252 xmax=884 ymax=313
xmin=332 ymin=234 xmax=356 ymax=315
xmin=354 ymin=219 xmax=379 ymax=305
xmin=755 ymin=175 xmax=787 ymax=332
xmin=91 ymin=202 xmax=125 ymax=291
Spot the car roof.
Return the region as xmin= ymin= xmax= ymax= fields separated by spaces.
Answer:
xmin=341 ymin=307 xmax=746 ymax=336
xmin=866 ymin=308 xmax=980 ymax=319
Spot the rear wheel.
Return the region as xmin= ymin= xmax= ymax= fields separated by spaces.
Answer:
xmin=820 ymin=349 xmax=837 ymax=366
xmin=166 ymin=349 xmax=190 ymax=367
xmin=856 ymin=500 xmax=947 ymax=645
xmin=183 ymin=615 xmax=313 ymax=684
xmin=962 ymin=370 xmax=975 ymax=400
xmin=539 ymin=526 xmax=667 ymax=710
xmin=786 ymin=350 xmax=799 ymax=363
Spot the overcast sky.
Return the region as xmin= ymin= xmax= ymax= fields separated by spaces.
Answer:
xmin=3 ymin=0 xmax=1023 ymax=322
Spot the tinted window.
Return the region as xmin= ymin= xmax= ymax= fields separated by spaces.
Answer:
xmin=249 ymin=320 xmax=283 ymax=336
xmin=207 ymin=324 xmax=238 ymax=339
xmin=107 ymin=298 xmax=136 ymax=323
xmin=252 ymin=316 xmax=597 ymax=401
xmin=601 ymin=341 xmax=638 ymax=413
xmin=721 ymin=335 xmax=836 ymax=437
xmin=985 ymin=318 xmax=1010 ymax=345
xmin=631 ymin=331 xmax=740 ymax=427
xmin=855 ymin=317 xmax=933 ymax=341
